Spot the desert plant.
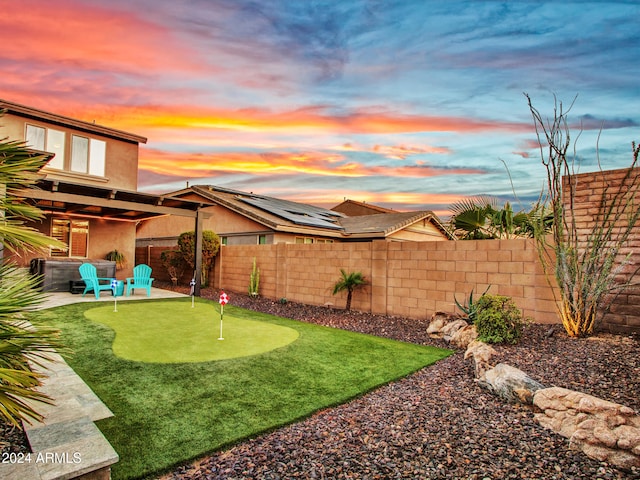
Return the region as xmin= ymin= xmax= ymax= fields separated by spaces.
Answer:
xmin=454 ymin=285 xmax=491 ymax=322
xmin=177 ymin=230 xmax=220 ymax=286
xmin=248 ymin=257 xmax=260 ymax=297
xmin=160 ymin=250 xmax=185 ymax=287
xmin=474 ymin=294 xmax=527 ymax=344
xmin=105 ymin=249 xmax=126 ymax=270
xmin=527 ymin=94 xmax=640 ymax=337
xmin=332 ymin=269 xmax=368 ymax=311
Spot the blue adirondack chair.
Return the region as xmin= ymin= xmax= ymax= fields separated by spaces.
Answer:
xmin=126 ymin=264 xmax=154 ymax=297
xmin=79 ymin=263 xmax=115 ymax=299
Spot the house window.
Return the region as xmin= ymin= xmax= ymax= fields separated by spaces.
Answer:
xmin=51 ymin=219 xmax=89 ymax=257
xmin=25 ymin=125 xmax=65 ymax=169
xmin=258 ymin=234 xmax=267 ymax=245
xmin=221 ymin=237 xmax=228 ymax=246
xmin=295 ymin=237 xmax=314 ymax=244
xmin=25 ymin=125 xmax=45 ymax=149
xmin=71 ymin=135 xmax=106 ymax=176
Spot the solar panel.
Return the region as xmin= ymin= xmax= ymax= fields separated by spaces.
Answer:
xmin=240 ymin=196 xmax=344 ymax=230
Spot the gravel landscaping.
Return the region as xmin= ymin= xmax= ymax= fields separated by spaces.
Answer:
xmin=163 ymin=288 xmax=640 ymax=480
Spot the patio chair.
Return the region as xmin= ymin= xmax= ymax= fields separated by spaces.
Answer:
xmin=79 ymin=263 xmax=115 ymax=299
xmin=126 ymin=264 xmax=154 ymax=297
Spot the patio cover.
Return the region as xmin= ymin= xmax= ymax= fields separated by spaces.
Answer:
xmin=19 ymin=179 xmax=212 ymax=295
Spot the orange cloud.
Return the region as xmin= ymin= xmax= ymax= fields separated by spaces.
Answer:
xmin=139 ymin=148 xmax=485 ymax=179
xmin=279 ymin=188 xmax=464 ymax=216
xmin=60 ymin=102 xmax=528 ymax=139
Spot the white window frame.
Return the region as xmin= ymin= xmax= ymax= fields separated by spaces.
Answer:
xmin=71 ymin=135 xmax=106 ymax=176
xmin=25 ymin=124 xmax=65 ymax=169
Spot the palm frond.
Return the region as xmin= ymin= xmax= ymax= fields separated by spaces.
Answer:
xmin=448 ymin=195 xmax=498 ymax=217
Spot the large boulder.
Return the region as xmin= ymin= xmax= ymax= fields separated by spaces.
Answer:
xmin=479 ymin=363 xmax=545 ymax=405
xmin=533 ymin=387 xmax=640 ymax=470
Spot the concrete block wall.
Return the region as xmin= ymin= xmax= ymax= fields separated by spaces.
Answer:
xmin=215 ymin=239 xmax=559 ymax=324
xmin=565 ymin=166 xmax=640 ymax=333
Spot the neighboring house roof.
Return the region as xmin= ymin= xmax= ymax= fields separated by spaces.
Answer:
xmin=332 ymin=199 xmax=397 ymax=216
xmin=167 ymin=185 xmax=453 ymax=240
xmin=340 ymin=211 xmax=437 ymax=236
xmin=333 ymin=198 xmax=455 ymax=240
xmin=0 ymin=99 xmax=147 ymax=144
xmin=169 ymin=185 xmax=346 ymax=237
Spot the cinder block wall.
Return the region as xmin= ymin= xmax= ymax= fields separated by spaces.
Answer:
xmin=564 ymin=166 xmax=640 ymax=334
xmin=214 ymin=238 xmax=559 ymax=324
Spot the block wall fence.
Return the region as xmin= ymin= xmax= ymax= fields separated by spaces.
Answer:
xmin=565 ymin=166 xmax=640 ymax=334
xmin=139 ymin=238 xmax=560 ymax=324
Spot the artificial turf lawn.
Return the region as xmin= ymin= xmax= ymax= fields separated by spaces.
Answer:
xmin=84 ymin=302 xmax=299 ymax=363
xmin=31 ymin=298 xmax=453 ymax=480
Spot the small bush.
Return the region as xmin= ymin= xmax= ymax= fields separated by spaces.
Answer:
xmin=474 ymin=294 xmax=527 ymax=344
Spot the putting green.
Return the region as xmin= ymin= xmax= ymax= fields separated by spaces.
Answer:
xmin=84 ymin=301 xmax=299 ymax=363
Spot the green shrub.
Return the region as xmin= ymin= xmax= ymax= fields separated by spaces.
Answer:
xmin=474 ymin=294 xmax=527 ymax=344
xmin=177 ymin=230 xmax=220 ymax=286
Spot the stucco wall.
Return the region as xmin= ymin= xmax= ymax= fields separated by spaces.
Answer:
xmin=2 ymin=111 xmax=139 ymax=191
xmin=17 ymin=216 xmax=136 ymax=279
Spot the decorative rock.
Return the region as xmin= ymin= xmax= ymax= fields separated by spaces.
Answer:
xmin=426 ymin=311 xmax=450 ymax=335
xmin=450 ymin=324 xmax=477 ymax=349
xmin=464 ymin=340 xmax=496 ymax=380
xmin=426 ymin=312 xmax=465 ymax=337
xmin=533 ymin=386 xmax=640 ymax=470
xmin=479 ymin=363 xmax=545 ymax=405
xmin=441 ymin=319 xmax=469 ymax=341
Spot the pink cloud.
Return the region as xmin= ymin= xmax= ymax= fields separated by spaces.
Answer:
xmin=1 ymin=0 xmax=213 ymax=78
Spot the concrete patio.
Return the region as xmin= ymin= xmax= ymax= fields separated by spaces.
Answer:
xmin=0 ymin=287 xmax=188 ymax=480
xmin=39 ymin=286 xmax=188 ymax=309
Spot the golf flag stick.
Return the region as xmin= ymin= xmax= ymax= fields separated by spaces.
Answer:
xmin=219 ymin=304 xmax=224 ymax=340
xmin=111 ymin=279 xmax=118 ymax=312
xmin=218 ymin=291 xmax=229 ymax=340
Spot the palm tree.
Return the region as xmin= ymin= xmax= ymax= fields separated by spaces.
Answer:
xmin=332 ymin=269 xmax=368 ymax=311
xmin=0 ymin=129 xmax=64 ymax=427
xmin=0 ymin=263 xmax=60 ymax=427
xmin=449 ymin=195 xmax=547 ymax=240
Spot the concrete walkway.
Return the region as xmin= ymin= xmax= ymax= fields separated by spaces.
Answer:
xmin=0 ymin=287 xmax=189 ymax=480
xmin=39 ymin=286 xmax=188 ymax=309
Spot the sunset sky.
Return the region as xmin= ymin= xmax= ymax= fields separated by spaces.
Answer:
xmin=1 ymin=0 xmax=638 ymax=216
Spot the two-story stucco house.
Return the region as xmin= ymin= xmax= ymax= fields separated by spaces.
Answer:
xmin=1 ymin=99 xmax=204 ymax=288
